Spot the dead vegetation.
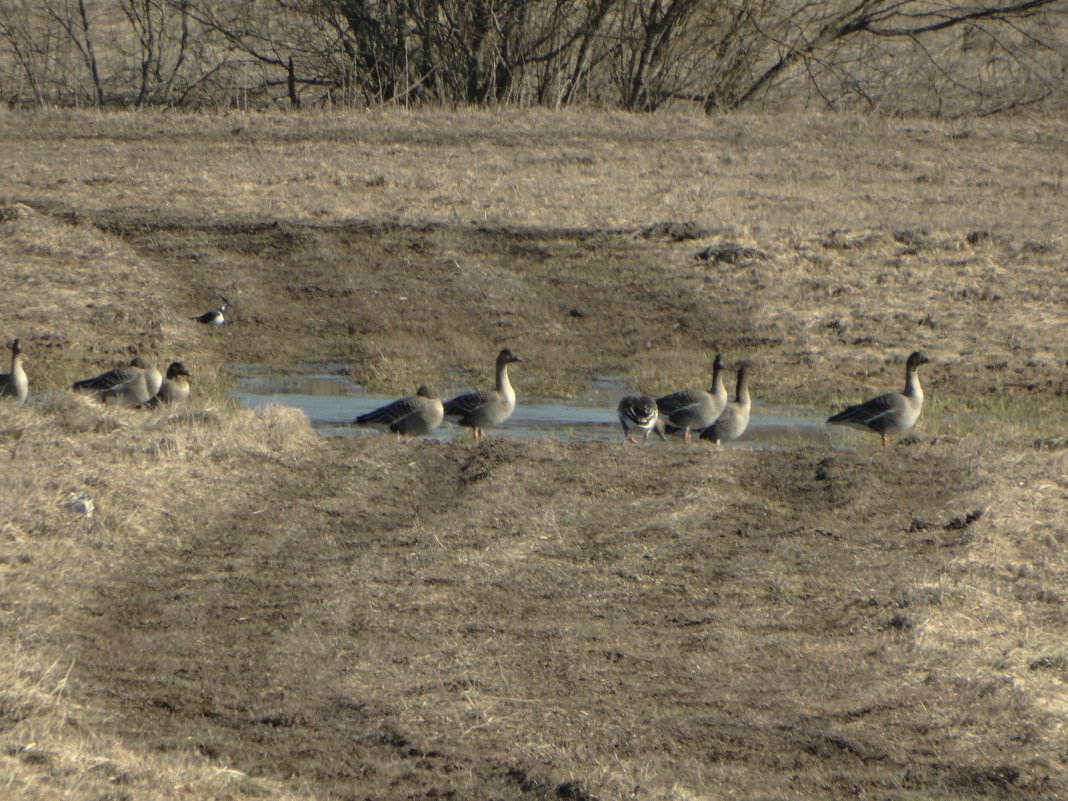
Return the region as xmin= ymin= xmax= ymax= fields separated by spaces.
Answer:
xmin=0 ymin=110 xmax=1065 ymax=800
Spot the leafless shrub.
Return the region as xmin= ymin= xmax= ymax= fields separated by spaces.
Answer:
xmin=0 ymin=1 xmax=1065 ymax=113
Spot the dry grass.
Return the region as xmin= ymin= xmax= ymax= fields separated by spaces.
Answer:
xmin=0 ymin=109 xmax=1065 ymax=800
xmin=0 ymin=400 xmax=321 ymax=800
xmin=3 ymin=108 xmax=1065 ymax=240
xmin=3 ymin=108 xmax=1065 ymax=403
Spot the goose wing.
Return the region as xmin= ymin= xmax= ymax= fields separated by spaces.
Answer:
xmin=443 ymin=390 xmax=495 ymax=419
xmin=357 ymin=395 xmax=424 ymax=426
xmin=73 ymin=364 xmax=138 ymax=391
xmin=656 ymin=388 xmax=703 ymax=417
xmin=101 ymin=372 xmax=152 ymax=405
xmin=827 ymin=391 xmax=904 ymax=430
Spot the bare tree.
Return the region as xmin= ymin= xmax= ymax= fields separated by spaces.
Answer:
xmin=732 ymin=0 xmax=1066 ymax=112
xmin=618 ymin=0 xmax=700 ymax=110
xmin=0 ymin=2 xmax=51 ymax=104
xmin=118 ymin=0 xmax=198 ymax=106
xmin=43 ymin=0 xmax=106 ymax=105
xmin=0 ymin=0 xmax=1063 ymax=113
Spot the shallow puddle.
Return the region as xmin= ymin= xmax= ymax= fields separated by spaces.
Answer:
xmin=229 ymin=366 xmax=831 ymax=446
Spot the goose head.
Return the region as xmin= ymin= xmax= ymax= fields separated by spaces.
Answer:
xmin=497 ymin=349 xmax=522 ymax=366
xmin=165 ymin=362 xmax=192 ymax=379
xmin=906 ymin=351 xmax=930 ymax=371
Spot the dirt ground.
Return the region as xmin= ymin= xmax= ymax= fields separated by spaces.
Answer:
xmin=0 ymin=111 xmax=1066 ymax=801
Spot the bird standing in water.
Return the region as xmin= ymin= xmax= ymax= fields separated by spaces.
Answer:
xmin=700 ymin=363 xmax=752 ymax=445
xmin=657 ymin=353 xmax=729 ymax=443
xmin=443 ymin=349 xmax=522 ymax=439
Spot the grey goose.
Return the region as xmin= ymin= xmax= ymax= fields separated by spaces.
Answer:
xmin=142 ymin=362 xmax=192 ymax=408
xmin=827 ymin=351 xmax=930 ymax=446
xmin=73 ymin=356 xmax=163 ymax=397
xmin=0 ymin=339 xmax=28 ymax=402
xmin=700 ymin=363 xmax=751 ymax=445
xmin=443 ymin=349 xmax=522 ymax=439
xmin=100 ymin=370 xmax=153 ymax=407
xmin=356 ymin=386 xmax=445 ymax=436
xmin=658 ymin=353 xmax=729 ymax=443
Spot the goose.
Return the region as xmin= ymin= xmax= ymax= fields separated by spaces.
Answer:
xmin=700 ymin=363 xmax=751 ymax=445
xmin=827 ymin=351 xmax=930 ymax=446
xmin=658 ymin=353 xmax=729 ymax=442
xmin=100 ymin=370 xmax=152 ymax=407
xmin=355 ymin=386 xmax=444 ymax=436
xmin=192 ymin=297 xmax=229 ymax=325
xmin=0 ymin=339 xmax=28 ymax=402
xmin=73 ymin=357 xmax=163 ymax=397
xmin=443 ymin=349 xmax=522 ymax=439
xmin=142 ymin=362 xmax=192 ymax=408
xmin=618 ymin=395 xmax=666 ymax=446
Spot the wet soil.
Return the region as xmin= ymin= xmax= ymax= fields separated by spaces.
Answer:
xmin=81 ymin=211 xmax=1068 ymax=400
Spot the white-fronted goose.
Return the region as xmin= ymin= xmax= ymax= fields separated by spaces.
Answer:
xmin=0 ymin=339 xmax=28 ymax=402
xmin=700 ymin=363 xmax=751 ymax=445
xmin=827 ymin=351 xmax=930 ymax=446
xmin=355 ymin=386 xmax=445 ymax=436
xmin=443 ymin=349 xmax=522 ymax=439
xmin=658 ymin=353 xmax=729 ymax=442
xmin=73 ymin=356 xmax=162 ymax=397
xmin=192 ymin=297 xmax=229 ymax=325
xmin=100 ymin=370 xmax=152 ymax=407
xmin=142 ymin=362 xmax=192 ymax=408
xmin=618 ymin=394 xmax=666 ymax=446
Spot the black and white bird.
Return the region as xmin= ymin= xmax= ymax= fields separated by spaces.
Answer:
xmin=192 ymin=297 xmax=229 ymax=326
xmin=658 ymin=353 xmax=729 ymax=443
xmin=443 ymin=349 xmax=522 ymax=439
xmin=700 ymin=363 xmax=751 ymax=445
xmin=355 ymin=386 xmax=445 ymax=436
xmin=617 ymin=394 xmax=666 ymax=446
xmin=827 ymin=351 xmax=930 ymax=446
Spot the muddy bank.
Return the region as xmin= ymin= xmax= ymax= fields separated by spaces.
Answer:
xmin=77 ymin=211 xmax=1068 ymax=405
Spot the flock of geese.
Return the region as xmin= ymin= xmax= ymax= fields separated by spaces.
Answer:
xmin=353 ymin=347 xmax=930 ymax=447
xmin=0 ymin=297 xmax=229 ymax=409
xmin=0 ymin=289 xmax=928 ymax=447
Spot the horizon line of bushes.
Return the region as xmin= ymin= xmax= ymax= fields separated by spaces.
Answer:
xmin=1 ymin=1 xmax=1065 ymax=117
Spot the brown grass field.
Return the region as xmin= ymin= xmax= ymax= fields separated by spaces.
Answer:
xmin=0 ymin=107 xmax=1066 ymax=800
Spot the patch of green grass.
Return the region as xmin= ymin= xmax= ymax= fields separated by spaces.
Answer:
xmin=923 ymin=392 xmax=1068 ymax=442
xmin=764 ymin=388 xmax=1067 ymax=445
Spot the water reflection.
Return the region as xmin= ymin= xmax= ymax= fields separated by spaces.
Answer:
xmin=229 ymin=367 xmax=830 ymax=446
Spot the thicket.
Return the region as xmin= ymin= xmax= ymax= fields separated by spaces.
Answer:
xmin=1 ymin=1 xmax=1065 ymax=116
